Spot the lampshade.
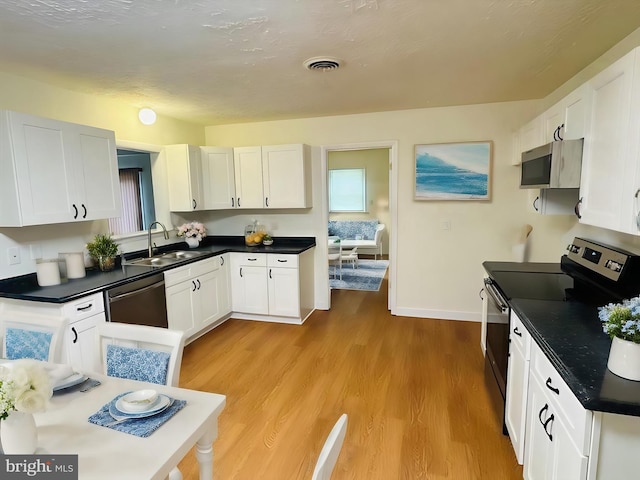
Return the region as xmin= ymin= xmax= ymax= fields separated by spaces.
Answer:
xmin=138 ymin=108 xmax=157 ymax=125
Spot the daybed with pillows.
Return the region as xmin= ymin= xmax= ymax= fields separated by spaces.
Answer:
xmin=328 ymin=220 xmax=385 ymax=259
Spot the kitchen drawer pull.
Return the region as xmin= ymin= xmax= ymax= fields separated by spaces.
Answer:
xmin=220 ymin=257 xmax=225 ymax=266
xmin=76 ymin=304 xmax=93 ymax=312
xmin=248 ymin=258 xmax=258 ymax=261
xmin=239 ymin=267 xmax=243 ymax=278
xmin=574 ymin=197 xmax=582 ymax=219
xmin=72 ymin=204 xmax=78 ymax=219
xmin=237 ymin=198 xmax=241 ymax=207
xmin=545 ymin=377 xmax=560 ymax=395
xmin=81 ymin=204 xmax=87 ymax=218
xmin=196 ymin=279 xmax=201 ymax=290
xmin=265 ymin=197 xmax=269 ymax=207
xmin=192 ymin=280 xmax=197 ymax=292
xmin=513 ymin=326 xmax=522 ymax=337
xmin=269 ymin=268 xmax=272 ymax=279
xmin=533 ymin=196 xmax=540 ymax=212
xmin=71 ymin=327 xmax=78 ymax=344
xmin=277 ymin=259 xmax=287 ymax=263
xmin=192 ymin=199 xmax=197 ymax=209
xmin=231 ymin=197 xmax=235 ymax=207
xmin=479 ymin=288 xmax=485 ymax=300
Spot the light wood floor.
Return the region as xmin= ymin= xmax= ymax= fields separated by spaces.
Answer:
xmin=177 ymin=275 xmax=522 ymax=479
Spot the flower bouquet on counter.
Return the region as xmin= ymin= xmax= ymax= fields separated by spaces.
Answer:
xmin=177 ymin=222 xmax=207 ymax=241
xmin=0 ymin=360 xmax=52 ymax=420
xmin=599 ymin=297 xmax=640 ymax=343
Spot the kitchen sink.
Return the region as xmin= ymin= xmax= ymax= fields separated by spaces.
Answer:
xmin=124 ymin=250 xmax=208 ymax=267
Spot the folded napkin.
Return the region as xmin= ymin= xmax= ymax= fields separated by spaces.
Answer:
xmin=88 ymin=392 xmax=186 ymax=437
xmin=44 ymin=362 xmax=75 ymax=385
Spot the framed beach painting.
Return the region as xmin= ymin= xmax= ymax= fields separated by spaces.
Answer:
xmin=414 ymin=141 xmax=492 ymax=201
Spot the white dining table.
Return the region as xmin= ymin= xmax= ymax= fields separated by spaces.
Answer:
xmin=34 ymin=374 xmax=226 ymax=480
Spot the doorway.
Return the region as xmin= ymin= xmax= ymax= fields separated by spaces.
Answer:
xmin=321 ymin=141 xmax=398 ymax=313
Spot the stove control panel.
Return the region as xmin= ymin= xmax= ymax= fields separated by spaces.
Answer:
xmin=566 ymin=238 xmax=637 ymax=282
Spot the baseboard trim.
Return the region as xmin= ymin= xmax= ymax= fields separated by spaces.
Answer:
xmin=391 ymin=307 xmax=481 ymax=322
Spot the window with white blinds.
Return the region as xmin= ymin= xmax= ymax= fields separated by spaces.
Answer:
xmin=108 ymin=168 xmax=143 ymax=235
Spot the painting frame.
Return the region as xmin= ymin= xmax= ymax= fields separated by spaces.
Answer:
xmin=414 ymin=141 xmax=493 ymax=201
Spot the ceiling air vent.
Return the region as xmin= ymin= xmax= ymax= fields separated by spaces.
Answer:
xmin=304 ymin=57 xmax=342 ymax=71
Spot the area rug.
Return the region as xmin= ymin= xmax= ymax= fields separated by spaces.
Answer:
xmin=330 ymin=259 xmax=389 ymax=291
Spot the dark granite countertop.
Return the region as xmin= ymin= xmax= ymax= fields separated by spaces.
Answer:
xmin=484 ymin=261 xmax=640 ymax=416
xmin=0 ymin=236 xmax=315 ymax=304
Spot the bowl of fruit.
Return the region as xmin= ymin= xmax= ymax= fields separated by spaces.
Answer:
xmin=245 ymin=231 xmax=265 ymax=246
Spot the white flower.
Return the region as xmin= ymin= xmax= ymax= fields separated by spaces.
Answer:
xmin=176 ymin=222 xmax=207 ymax=240
xmin=0 ymin=360 xmax=52 ymax=419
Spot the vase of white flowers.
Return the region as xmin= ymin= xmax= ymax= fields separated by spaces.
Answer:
xmin=599 ymin=297 xmax=640 ymax=381
xmin=0 ymin=360 xmax=52 ymax=454
xmin=177 ymin=222 xmax=206 ymax=249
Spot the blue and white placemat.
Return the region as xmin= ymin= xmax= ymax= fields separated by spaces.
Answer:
xmin=88 ymin=392 xmax=186 ymax=437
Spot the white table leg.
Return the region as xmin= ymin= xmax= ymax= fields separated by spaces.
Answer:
xmin=196 ymin=427 xmax=215 ymax=480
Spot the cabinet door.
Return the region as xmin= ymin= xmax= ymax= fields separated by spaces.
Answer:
xmin=563 ymin=84 xmax=591 ymax=141
xmin=7 ymin=111 xmax=77 ymax=225
xmin=230 ymin=264 xmax=268 ymax=314
xmin=201 ymin=146 xmax=235 ymax=209
xmin=218 ymin=254 xmax=231 ymax=315
xmin=67 ymin=313 xmax=105 ymax=373
xmin=529 ymin=189 xmax=579 ymax=215
xmin=524 ymin=374 xmax=554 ymax=480
xmin=519 ymin=116 xmax=544 ymax=154
xmin=262 ymin=144 xmax=310 ymax=208
xmin=195 ymin=268 xmax=223 ymax=328
xmin=268 ymin=267 xmax=300 ymax=317
xmin=74 ymin=125 xmax=121 ymax=221
xmin=543 ymin=103 xmax=564 ymax=143
xmin=233 ymin=147 xmax=264 ymax=208
xmin=165 ymin=144 xmax=203 ymax=212
xmin=166 ymin=280 xmax=197 ymax=336
xmin=580 ymin=51 xmax=635 ymax=232
xmin=506 ymin=339 xmax=529 ymax=464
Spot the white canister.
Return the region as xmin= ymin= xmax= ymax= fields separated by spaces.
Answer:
xmin=36 ymin=259 xmax=61 ymax=286
xmin=61 ymin=252 xmax=86 ymax=279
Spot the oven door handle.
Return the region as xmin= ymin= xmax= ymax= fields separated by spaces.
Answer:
xmin=483 ymin=278 xmax=509 ymax=313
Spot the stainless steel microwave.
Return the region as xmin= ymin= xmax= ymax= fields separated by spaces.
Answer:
xmin=520 ymin=139 xmax=584 ymax=189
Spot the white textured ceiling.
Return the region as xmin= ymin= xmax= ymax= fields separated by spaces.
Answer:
xmin=1 ymin=0 xmax=640 ymax=126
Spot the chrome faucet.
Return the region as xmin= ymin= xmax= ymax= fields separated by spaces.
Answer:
xmin=148 ymin=221 xmax=170 ymax=258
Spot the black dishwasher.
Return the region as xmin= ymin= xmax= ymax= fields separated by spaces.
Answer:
xmin=105 ymin=273 xmax=168 ymax=328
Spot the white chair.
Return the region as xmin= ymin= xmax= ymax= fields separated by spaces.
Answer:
xmin=341 ymin=247 xmax=358 ymax=269
xmin=94 ymin=323 xmax=186 ymax=480
xmin=328 ymin=240 xmax=342 ymax=280
xmin=312 ymin=414 xmax=348 ymax=480
xmin=0 ymin=312 xmax=67 ymax=363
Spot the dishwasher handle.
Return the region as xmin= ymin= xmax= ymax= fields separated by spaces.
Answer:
xmin=483 ymin=278 xmax=509 ymax=313
xmin=109 ymin=280 xmax=165 ymax=303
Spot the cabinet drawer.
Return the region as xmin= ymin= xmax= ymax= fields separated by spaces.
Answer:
xmin=267 ymin=254 xmax=298 ymax=268
xmin=62 ymin=293 xmax=105 ymax=323
xmin=530 ymin=343 xmax=592 ymax=454
xmin=164 ymin=257 xmax=217 ymax=287
xmin=231 ymin=253 xmax=267 ymax=267
xmin=510 ymin=311 xmax=531 ymax=359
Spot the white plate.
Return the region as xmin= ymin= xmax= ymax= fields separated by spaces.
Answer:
xmin=113 ymin=394 xmax=171 ymax=417
xmin=53 ymin=373 xmax=87 ymax=391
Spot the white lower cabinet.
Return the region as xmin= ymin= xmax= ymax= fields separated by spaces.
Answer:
xmin=524 ymin=371 xmax=588 ymax=480
xmin=0 ymin=293 xmax=105 ymax=372
xmin=165 ymin=255 xmax=231 ymax=342
xmin=505 ymin=311 xmax=531 ymax=464
xmin=230 ymin=249 xmax=315 ymax=324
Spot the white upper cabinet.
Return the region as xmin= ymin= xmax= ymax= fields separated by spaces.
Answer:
xmin=233 ymin=146 xmax=265 ymax=209
xmin=165 ymin=144 xmax=204 ymax=212
xmin=543 ymin=83 xmax=591 ymax=143
xmin=233 ymin=144 xmax=312 ymax=209
xmin=0 ymin=110 xmax=121 ymax=226
xmin=513 ymin=116 xmax=544 ymax=165
xmin=579 ymin=47 xmax=640 ymax=234
xmin=200 ymin=146 xmax=235 ymax=209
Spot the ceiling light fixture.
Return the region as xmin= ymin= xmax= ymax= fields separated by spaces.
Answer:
xmin=303 ymin=57 xmax=342 ymax=71
xmin=138 ymin=108 xmax=157 ymax=125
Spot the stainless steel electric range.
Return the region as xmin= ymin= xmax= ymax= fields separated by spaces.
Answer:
xmin=482 ymin=237 xmax=640 ymax=435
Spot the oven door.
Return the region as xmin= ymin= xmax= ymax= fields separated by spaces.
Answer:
xmin=482 ymin=277 xmax=510 ymax=434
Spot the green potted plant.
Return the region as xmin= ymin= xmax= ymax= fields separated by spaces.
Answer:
xmin=599 ymin=297 xmax=640 ymax=380
xmin=86 ymin=233 xmax=119 ymax=272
